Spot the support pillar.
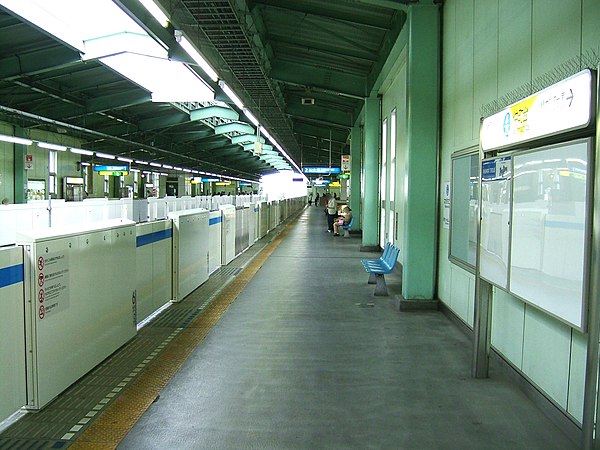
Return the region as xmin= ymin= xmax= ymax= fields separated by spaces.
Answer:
xmin=349 ymin=125 xmax=362 ymax=228
xmin=361 ymin=96 xmax=380 ymax=252
xmin=401 ymin=4 xmax=440 ymax=300
xmin=13 ymin=126 xmax=27 ymax=204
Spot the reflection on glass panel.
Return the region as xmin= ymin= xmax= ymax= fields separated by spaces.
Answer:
xmin=450 ymin=153 xmax=479 ymax=269
xmin=510 ymin=139 xmax=589 ymax=328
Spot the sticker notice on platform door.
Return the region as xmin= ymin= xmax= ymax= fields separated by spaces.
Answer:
xmin=36 ymin=252 xmax=69 ymax=320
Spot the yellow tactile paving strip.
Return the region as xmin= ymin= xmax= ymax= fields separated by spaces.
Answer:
xmin=70 ymin=223 xmax=293 ymax=449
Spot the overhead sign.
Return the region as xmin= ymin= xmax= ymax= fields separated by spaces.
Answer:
xmin=201 ymin=178 xmax=220 ymax=182
xmin=341 ymin=154 xmax=350 ymax=172
xmin=303 ymin=167 xmax=341 ymax=174
xmin=339 ymin=173 xmax=350 ymax=179
xmin=25 ymin=154 xmax=33 ymax=170
xmin=94 ymin=164 xmax=129 ymax=176
xmin=481 ymin=69 xmax=594 ymax=151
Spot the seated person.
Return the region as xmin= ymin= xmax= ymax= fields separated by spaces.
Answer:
xmin=333 ymin=207 xmax=352 ymax=236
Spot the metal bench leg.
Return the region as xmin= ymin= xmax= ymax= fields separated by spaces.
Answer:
xmin=368 ymin=273 xmax=377 ymax=284
xmin=374 ymin=274 xmax=388 ymax=296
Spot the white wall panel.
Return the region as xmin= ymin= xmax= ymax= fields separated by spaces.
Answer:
xmin=18 ymin=219 xmax=137 ymax=409
xmin=0 ymin=246 xmax=26 ymax=423
xmin=449 ymin=266 xmax=471 ymax=324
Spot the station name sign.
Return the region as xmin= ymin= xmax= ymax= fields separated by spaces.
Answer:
xmin=93 ymin=164 xmax=129 ymax=176
xmin=303 ymin=167 xmax=341 ymax=174
xmin=481 ymin=69 xmax=594 ymax=151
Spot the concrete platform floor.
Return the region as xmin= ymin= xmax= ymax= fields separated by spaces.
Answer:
xmin=118 ymin=206 xmax=576 ymax=449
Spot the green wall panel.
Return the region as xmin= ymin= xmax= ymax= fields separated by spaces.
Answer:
xmin=441 ymin=1 xmax=456 ymax=152
xmin=522 ymin=306 xmax=571 ymax=409
xmin=490 ymin=288 xmax=525 ymax=369
xmin=568 ymin=330 xmax=586 ymax=423
xmin=532 ymin=0 xmax=581 ymax=78
xmin=497 ymin=0 xmax=532 ymax=96
xmin=454 ymin=0 xmax=475 ymax=148
xmin=450 ymin=265 xmax=471 ymax=324
xmin=473 ymin=0 xmax=498 ymax=139
xmin=582 ymin=0 xmax=600 ymax=52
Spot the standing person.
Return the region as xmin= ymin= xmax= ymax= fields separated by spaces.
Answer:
xmin=326 ymin=194 xmax=338 ymax=232
xmin=308 ymin=193 xmax=313 ymax=206
xmin=314 ymin=192 xmax=320 ymax=207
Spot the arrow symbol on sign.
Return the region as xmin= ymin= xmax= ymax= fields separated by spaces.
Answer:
xmin=566 ymin=89 xmax=573 ymax=106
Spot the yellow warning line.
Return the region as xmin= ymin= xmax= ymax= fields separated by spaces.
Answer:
xmin=70 ymin=221 xmax=294 ymax=449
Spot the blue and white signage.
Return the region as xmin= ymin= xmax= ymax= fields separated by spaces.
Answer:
xmin=303 ymin=167 xmax=341 ymax=174
xmin=481 ymin=69 xmax=593 ymax=151
xmin=482 ymin=156 xmax=511 ymax=181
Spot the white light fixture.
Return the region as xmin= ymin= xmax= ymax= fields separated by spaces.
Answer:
xmin=135 ymin=160 xmax=149 ymax=165
xmin=137 ymin=0 xmax=170 ymax=28
xmin=243 ymin=108 xmax=259 ymax=126
xmin=37 ymin=141 xmax=67 ymax=151
xmin=117 ymin=156 xmax=134 ymax=162
xmin=0 ymin=133 xmax=33 ymax=146
xmin=159 ymin=172 xmax=168 ymax=176
xmin=219 ymin=81 xmax=244 ymax=109
xmin=173 ymin=166 xmax=183 ymax=171
xmin=70 ymin=147 xmax=94 ymax=156
xmin=162 ymin=164 xmax=173 ymax=169
xmin=149 ymin=162 xmax=162 ymax=167
xmin=180 ymin=35 xmax=219 ymax=82
xmin=95 ymin=152 xmax=115 ymax=159
xmin=80 ymin=162 xmax=91 ymax=167
xmin=183 ymin=168 xmax=192 ymax=173
xmin=130 ymin=168 xmax=140 ymax=173
xmin=100 ymin=53 xmax=214 ymax=103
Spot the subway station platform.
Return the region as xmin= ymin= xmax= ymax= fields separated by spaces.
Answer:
xmin=1 ymin=206 xmax=576 ymax=449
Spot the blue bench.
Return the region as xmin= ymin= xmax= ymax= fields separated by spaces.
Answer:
xmin=338 ymin=217 xmax=354 ymax=237
xmin=361 ymin=243 xmax=400 ymax=296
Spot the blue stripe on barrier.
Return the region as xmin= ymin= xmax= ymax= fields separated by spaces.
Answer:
xmin=209 ymin=216 xmax=222 ymax=226
xmin=136 ymin=228 xmax=173 ymax=247
xmin=0 ymin=263 xmax=24 ymax=289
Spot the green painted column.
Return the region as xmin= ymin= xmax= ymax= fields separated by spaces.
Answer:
xmin=402 ymin=4 xmax=440 ymax=300
xmin=349 ymin=125 xmax=362 ymax=228
xmin=361 ymin=96 xmax=380 ymax=251
xmin=13 ymin=126 xmax=27 ymax=204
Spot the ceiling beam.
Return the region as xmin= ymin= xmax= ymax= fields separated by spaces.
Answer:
xmin=339 ymin=0 xmax=410 ymax=11
xmin=0 ymin=46 xmax=81 ymax=81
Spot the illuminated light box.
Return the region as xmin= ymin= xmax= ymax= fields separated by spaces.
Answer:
xmin=303 ymin=167 xmax=341 ymax=174
xmin=481 ymin=69 xmax=594 ymax=151
xmin=94 ymin=164 xmax=129 ymax=176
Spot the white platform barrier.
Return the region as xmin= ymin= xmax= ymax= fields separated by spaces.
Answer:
xmin=169 ymin=209 xmax=209 ymax=302
xmin=235 ymin=206 xmax=250 ymax=256
xmin=248 ymin=203 xmax=258 ymax=247
xmin=135 ymin=220 xmax=173 ymax=323
xmin=208 ymin=211 xmax=222 ymax=275
xmin=0 ymin=246 xmax=26 ymax=423
xmin=258 ymin=201 xmax=269 ymax=238
xmin=220 ymin=205 xmax=236 ymax=265
xmin=18 ymin=219 xmax=137 ymax=409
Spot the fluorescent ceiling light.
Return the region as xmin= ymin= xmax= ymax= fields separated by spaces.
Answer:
xmin=259 ymin=126 xmax=272 ymax=141
xmin=219 ymin=81 xmax=244 ymax=109
xmin=100 ymin=53 xmax=214 ymax=102
xmin=180 ymin=35 xmax=219 ymax=82
xmin=183 ymin=169 xmax=192 ymax=173
xmin=95 ymin=152 xmax=115 ymax=159
xmin=37 ymin=141 xmax=67 ymax=151
xmin=70 ymin=148 xmax=93 ymax=155
xmin=137 ymin=0 xmax=170 ymax=28
xmin=243 ymin=109 xmax=259 ymax=126
xmin=159 ymin=172 xmax=168 ymax=176
xmin=162 ymin=164 xmax=173 ymax=169
xmin=0 ymin=134 xmax=32 ymax=146
xmin=135 ymin=160 xmax=149 ymax=165
xmin=149 ymin=162 xmax=162 ymax=167
xmin=130 ymin=168 xmax=140 ymax=173
xmin=173 ymin=166 xmax=183 ymax=171
xmin=117 ymin=156 xmax=134 ymax=162
xmin=80 ymin=162 xmax=91 ymax=166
